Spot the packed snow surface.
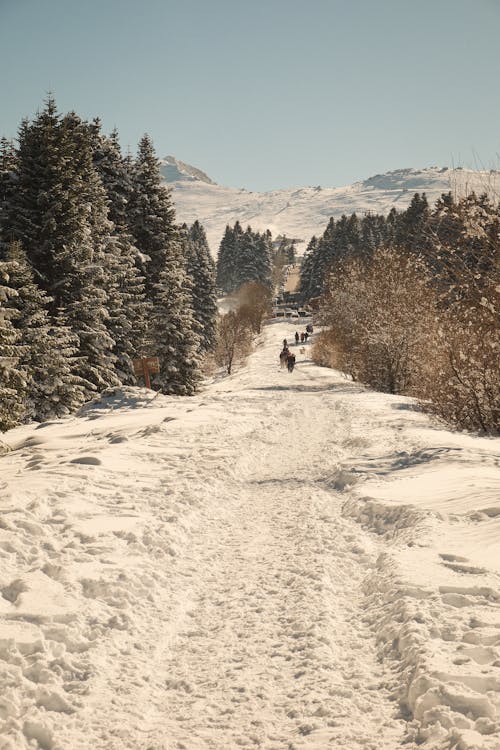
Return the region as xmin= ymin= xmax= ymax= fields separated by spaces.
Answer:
xmin=1 ymin=320 xmax=499 ymax=749
xmin=160 ymin=161 xmax=500 ymax=253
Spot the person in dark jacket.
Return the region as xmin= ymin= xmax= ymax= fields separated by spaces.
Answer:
xmin=287 ymin=352 xmax=296 ymax=372
xmin=295 ymin=331 xmax=300 ymax=345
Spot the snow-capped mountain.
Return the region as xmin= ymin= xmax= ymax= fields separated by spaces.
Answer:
xmin=161 ymin=159 xmax=500 ymax=255
xmin=159 ymin=155 xmax=216 ymax=185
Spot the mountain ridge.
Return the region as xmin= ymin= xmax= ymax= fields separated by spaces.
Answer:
xmin=159 ymin=159 xmax=500 ymax=254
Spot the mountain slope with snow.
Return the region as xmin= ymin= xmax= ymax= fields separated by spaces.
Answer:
xmin=1 ymin=319 xmax=499 ymax=749
xmin=161 ymin=160 xmax=500 ymax=254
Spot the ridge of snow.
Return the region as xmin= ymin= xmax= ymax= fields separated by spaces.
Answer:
xmin=164 ymin=164 xmax=500 ymax=254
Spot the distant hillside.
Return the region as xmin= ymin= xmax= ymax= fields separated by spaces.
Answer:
xmin=160 ymin=159 xmax=500 ymax=255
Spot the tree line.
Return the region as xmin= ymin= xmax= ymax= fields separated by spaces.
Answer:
xmin=215 ymin=222 xmax=273 ymax=294
xmin=0 ymin=97 xmax=219 ymax=431
xmin=301 ymin=192 xmax=499 ymax=433
xmin=0 ymin=98 xmax=280 ymax=434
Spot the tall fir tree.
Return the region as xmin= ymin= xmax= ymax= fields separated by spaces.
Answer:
xmin=0 ymin=137 xmax=17 ymax=257
xmin=7 ymin=99 xmax=119 ymax=397
xmin=128 ymin=134 xmax=202 ymax=393
xmin=255 ymin=232 xmax=273 ymax=287
xmin=151 ymin=254 xmax=202 ymax=395
xmin=128 ymin=134 xmax=177 ymax=300
xmin=57 ymin=111 xmax=120 ymax=395
xmin=90 ymin=122 xmax=147 ymax=382
xmin=299 ymin=235 xmax=318 ymax=300
xmin=185 ymin=221 xmax=218 ymax=352
xmin=0 ymin=261 xmax=27 ymax=430
xmin=395 ymin=193 xmax=430 ymax=250
xmin=2 ymin=241 xmax=86 ymax=420
xmin=236 ymin=226 xmax=259 ymax=289
xmin=216 ymin=224 xmax=237 ymax=293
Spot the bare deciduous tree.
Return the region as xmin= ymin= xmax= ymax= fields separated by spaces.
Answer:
xmin=214 ymin=310 xmax=253 ymax=375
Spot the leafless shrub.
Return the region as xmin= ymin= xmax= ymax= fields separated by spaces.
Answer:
xmin=418 ymin=194 xmax=500 ymax=433
xmin=317 ymin=247 xmax=438 ymax=394
xmin=420 ymin=307 xmax=498 ymax=433
xmin=311 ymin=329 xmax=339 ymax=368
xmin=214 ymin=309 xmax=253 ymax=375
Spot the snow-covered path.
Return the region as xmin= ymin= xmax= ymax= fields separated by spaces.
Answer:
xmin=156 ymin=485 xmax=399 ymax=750
xmin=1 ymin=320 xmax=499 ymax=749
xmin=77 ymin=329 xmax=406 ymax=749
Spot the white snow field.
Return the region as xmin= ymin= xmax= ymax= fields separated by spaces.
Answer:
xmin=1 ymin=320 xmax=499 ymax=750
xmin=160 ymin=158 xmax=500 ymax=254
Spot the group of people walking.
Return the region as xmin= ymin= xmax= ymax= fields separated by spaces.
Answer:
xmin=279 ymin=323 xmax=313 ymax=373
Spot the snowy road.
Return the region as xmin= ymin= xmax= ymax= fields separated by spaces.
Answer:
xmin=1 ymin=320 xmax=499 ymax=749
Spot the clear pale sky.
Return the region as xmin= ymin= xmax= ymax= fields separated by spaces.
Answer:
xmin=1 ymin=0 xmax=499 ymax=191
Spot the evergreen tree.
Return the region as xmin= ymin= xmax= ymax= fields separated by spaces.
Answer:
xmin=57 ymin=111 xmax=120 ymax=395
xmin=90 ymin=122 xmax=147 ymax=381
xmin=236 ymin=226 xmax=259 ymax=289
xmin=128 ymin=134 xmax=177 ymax=299
xmin=0 ymin=137 xmax=17 ymax=257
xmin=216 ymin=222 xmax=272 ymax=293
xmin=0 ymin=261 xmax=26 ymax=430
xmin=128 ymin=134 xmax=202 ymax=393
xmin=6 ymin=99 xmax=119 ymax=396
xmin=359 ymin=213 xmax=382 ymax=257
xmin=216 ymin=224 xmax=237 ymax=293
xmin=395 ymin=193 xmax=430 ymax=250
xmin=299 ymin=235 xmax=318 ymax=301
xmin=255 ymin=232 xmax=273 ymax=287
xmin=151 ymin=253 xmax=201 ymax=395
xmin=185 ymin=221 xmax=218 ymax=352
xmin=8 ymin=98 xmax=86 ymax=308
xmin=312 ymin=217 xmax=336 ymax=296
xmin=2 ymin=241 xmax=86 ymax=420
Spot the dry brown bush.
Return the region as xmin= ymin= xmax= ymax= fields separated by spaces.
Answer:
xmin=214 ymin=309 xmax=253 ymax=375
xmin=420 ymin=303 xmax=499 ymax=433
xmin=311 ymin=330 xmax=339 ymax=369
xmin=318 ymin=247 xmax=438 ymax=394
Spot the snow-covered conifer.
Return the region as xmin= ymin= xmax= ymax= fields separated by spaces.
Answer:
xmin=0 ymin=261 xmax=26 ymax=430
xmin=298 ymin=236 xmax=318 ymax=301
xmin=2 ymin=241 xmax=86 ymax=420
xmin=185 ymin=221 xmax=217 ymax=352
xmin=216 ymin=224 xmax=238 ymax=294
xmin=0 ymin=137 xmax=17 ymax=257
xmin=90 ymin=123 xmax=147 ymax=381
xmin=151 ymin=250 xmax=202 ymax=395
xmin=128 ymin=134 xmax=177 ymax=299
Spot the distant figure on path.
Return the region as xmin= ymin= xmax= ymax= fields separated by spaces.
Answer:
xmin=295 ymin=331 xmax=300 ymax=345
xmin=279 ymin=349 xmax=288 ymax=369
xmin=304 ymin=331 xmax=309 ymax=342
xmin=283 ymin=338 xmax=288 ymax=349
xmin=300 ymin=332 xmax=305 ymax=343
xmin=306 ymin=323 xmax=313 ymax=334
xmin=287 ymin=352 xmax=296 ymax=373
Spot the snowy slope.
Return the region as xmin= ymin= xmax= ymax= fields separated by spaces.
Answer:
xmin=1 ymin=321 xmax=499 ymax=749
xmin=160 ymin=159 xmax=500 ymax=254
